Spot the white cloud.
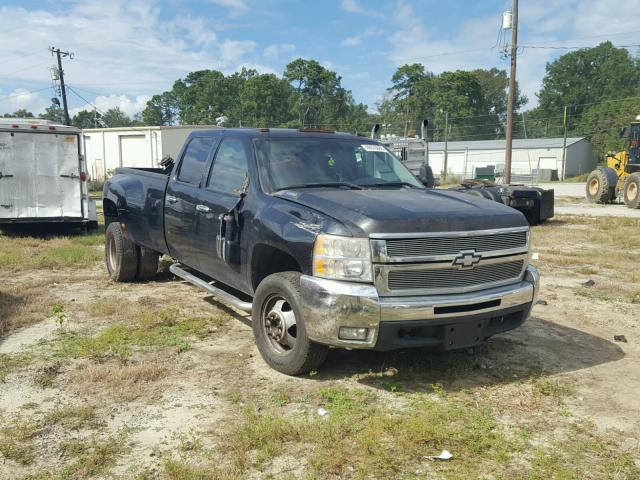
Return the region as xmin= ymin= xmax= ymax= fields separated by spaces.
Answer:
xmin=263 ymin=43 xmax=296 ymax=59
xmin=340 ymin=0 xmax=383 ymax=18
xmin=0 ymin=1 xmax=278 ymax=117
xmin=341 ymin=28 xmax=377 ymax=47
xmin=384 ymin=0 xmax=640 ymax=109
xmin=0 ymin=88 xmax=49 ymax=114
xmin=69 ymin=94 xmax=150 ymax=118
xmin=208 ymin=0 xmax=249 ymax=17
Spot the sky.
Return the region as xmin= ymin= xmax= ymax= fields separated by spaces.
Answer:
xmin=1 ymin=0 xmax=639 ymax=119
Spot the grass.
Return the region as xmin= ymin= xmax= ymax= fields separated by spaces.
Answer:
xmin=0 ymin=405 xmax=99 ymax=466
xmin=0 ymin=351 xmax=34 ymax=381
xmin=52 ymin=307 xmax=221 ymax=361
xmin=531 ymin=216 xmax=640 ymax=303
xmin=70 ymin=360 xmax=169 ymax=402
xmin=205 ymin=384 xmax=640 ymax=479
xmin=0 ymin=230 xmax=103 ymax=273
xmin=56 ymin=433 xmax=127 ymax=480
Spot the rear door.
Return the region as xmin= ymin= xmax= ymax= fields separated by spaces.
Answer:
xmin=0 ymin=131 xmax=16 ymax=218
xmin=45 ymin=132 xmax=83 ymax=218
xmin=196 ymin=136 xmax=251 ymax=287
xmin=165 ymin=135 xmax=220 ymax=268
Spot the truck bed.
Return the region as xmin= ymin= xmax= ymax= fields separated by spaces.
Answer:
xmin=106 ymin=167 xmax=170 ymax=254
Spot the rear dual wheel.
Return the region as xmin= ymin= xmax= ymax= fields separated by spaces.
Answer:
xmin=105 ymin=222 xmax=159 ymax=281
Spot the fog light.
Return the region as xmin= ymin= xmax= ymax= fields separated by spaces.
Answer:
xmin=339 ymin=327 xmax=369 ymax=341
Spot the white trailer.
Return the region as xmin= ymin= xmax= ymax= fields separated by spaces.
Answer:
xmin=0 ymin=119 xmax=97 ymax=226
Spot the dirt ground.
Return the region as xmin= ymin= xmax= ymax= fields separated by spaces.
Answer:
xmin=0 ymin=216 xmax=639 ymax=479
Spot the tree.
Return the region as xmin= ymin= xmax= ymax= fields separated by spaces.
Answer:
xmin=239 ymin=73 xmax=293 ymax=127
xmin=2 ymin=109 xmax=35 ymax=118
xmin=537 ymin=42 xmax=640 ymax=117
xmin=380 ymin=66 xmax=526 ymax=140
xmin=101 ymin=107 xmax=132 ymax=128
xmin=389 ymin=63 xmax=427 ymax=100
xmin=284 ymin=58 xmax=355 ymax=128
xmin=73 ymin=110 xmax=102 ymax=129
xmin=40 ymin=104 xmax=67 ymax=124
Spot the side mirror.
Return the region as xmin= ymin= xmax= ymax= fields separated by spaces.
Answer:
xmin=619 ymin=127 xmax=627 ymax=138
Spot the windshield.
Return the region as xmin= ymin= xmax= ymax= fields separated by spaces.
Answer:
xmin=254 ymin=138 xmax=424 ymax=193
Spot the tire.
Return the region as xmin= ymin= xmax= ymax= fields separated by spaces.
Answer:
xmin=105 ymin=222 xmax=138 ymax=282
xmin=136 ymin=247 xmax=160 ymax=280
xmin=585 ymin=168 xmax=616 ymax=203
xmin=252 ymin=272 xmax=329 ymax=375
xmin=623 ymin=173 xmax=640 ymax=209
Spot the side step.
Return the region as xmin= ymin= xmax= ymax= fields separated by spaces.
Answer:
xmin=169 ymin=264 xmax=253 ymax=313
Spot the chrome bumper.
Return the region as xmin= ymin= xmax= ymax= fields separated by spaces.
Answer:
xmin=299 ymin=265 xmax=539 ymax=349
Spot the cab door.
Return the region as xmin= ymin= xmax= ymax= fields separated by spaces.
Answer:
xmin=195 ymin=136 xmax=251 ymax=288
xmin=164 ymin=135 xmax=219 ymax=269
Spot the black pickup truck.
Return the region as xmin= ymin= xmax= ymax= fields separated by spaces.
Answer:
xmin=103 ymin=128 xmax=539 ymax=375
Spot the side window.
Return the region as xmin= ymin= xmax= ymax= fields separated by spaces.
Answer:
xmin=177 ymin=137 xmax=215 ymax=185
xmin=207 ymin=138 xmax=249 ymax=195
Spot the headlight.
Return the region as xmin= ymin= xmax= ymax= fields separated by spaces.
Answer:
xmin=313 ymin=234 xmax=372 ymax=282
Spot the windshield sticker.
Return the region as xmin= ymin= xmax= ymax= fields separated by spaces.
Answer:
xmin=361 ymin=144 xmax=387 ymax=152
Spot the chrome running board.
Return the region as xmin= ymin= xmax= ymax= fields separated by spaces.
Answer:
xmin=169 ymin=264 xmax=252 ymax=313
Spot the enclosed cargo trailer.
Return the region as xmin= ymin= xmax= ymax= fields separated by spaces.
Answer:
xmin=0 ymin=119 xmax=97 ymax=226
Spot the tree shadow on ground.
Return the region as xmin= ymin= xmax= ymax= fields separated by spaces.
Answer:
xmin=311 ymin=316 xmax=624 ymax=393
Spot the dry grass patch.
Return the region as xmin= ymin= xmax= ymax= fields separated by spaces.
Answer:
xmin=0 ymin=282 xmax=55 ymax=337
xmin=70 ymin=359 xmax=169 ymax=402
xmin=0 ymin=231 xmax=103 ymax=274
xmin=0 ymin=405 xmax=100 ymax=467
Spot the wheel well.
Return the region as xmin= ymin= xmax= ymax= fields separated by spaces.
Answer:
xmin=103 ymin=199 xmax=118 ymax=225
xmin=251 ymin=244 xmax=301 ymax=291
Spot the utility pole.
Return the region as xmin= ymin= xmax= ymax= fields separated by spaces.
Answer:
xmin=443 ymin=110 xmax=449 ymax=180
xmin=561 ymin=105 xmax=568 ymax=181
xmin=49 ymin=46 xmax=73 ymax=126
xmin=504 ymin=0 xmax=518 ymax=184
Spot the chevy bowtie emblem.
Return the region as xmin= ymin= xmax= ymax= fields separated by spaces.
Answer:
xmin=452 ymin=250 xmax=482 ymax=270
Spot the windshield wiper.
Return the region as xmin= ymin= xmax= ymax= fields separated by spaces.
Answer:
xmin=367 ymin=181 xmax=422 ymax=189
xmin=275 ymin=182 xmax=363 ymax=192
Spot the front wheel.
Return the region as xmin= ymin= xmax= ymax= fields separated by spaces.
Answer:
xmin=623 ymin=173 xmax=640 ymax=209
xmin=252 ymin=272 xmax=328 ymax=375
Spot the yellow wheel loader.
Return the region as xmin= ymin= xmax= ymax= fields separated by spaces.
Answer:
xmin=586 ymin=117 xmax=640 ymax=208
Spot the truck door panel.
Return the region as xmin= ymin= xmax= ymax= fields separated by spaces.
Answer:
xmin=165 ymin=136 xmax=218 ymax=268
xmin=196 ymin=136 xmax=251 ymax=289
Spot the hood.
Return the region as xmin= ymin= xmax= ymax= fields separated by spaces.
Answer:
xmin=275 ymin=188 xmax=528 ymax=235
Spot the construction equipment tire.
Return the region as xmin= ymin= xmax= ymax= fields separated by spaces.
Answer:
xmin=585 ymin=168 xmax=616 ymax=204
xmin=623 ymin=173 xmax=640 ymax=209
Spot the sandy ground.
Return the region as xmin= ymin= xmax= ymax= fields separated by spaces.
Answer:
xmin=0 ymin=220 xmax=639 ymax=478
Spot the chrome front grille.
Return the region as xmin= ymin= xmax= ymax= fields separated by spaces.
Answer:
xmin=387 ymin=260 xmax=524 ymax=291
xmin=384 ymin=230 xmax=528 ymax=260
xmin=370 ymin=227 xmax=530 ymax=296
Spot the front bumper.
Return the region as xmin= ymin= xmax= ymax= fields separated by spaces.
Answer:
xmin=299 ymin=265 xmax=539 ymax=350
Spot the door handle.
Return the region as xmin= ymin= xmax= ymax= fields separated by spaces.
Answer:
xmin=60 ymin=173 xmax=79 ymax=179
xmin=0 ymin=172 xmax=13 ymax=179
xmin=196 ymin=204 xmax=211 ymax=213
xmin=166 ymin=195 xmax=178 ymax=204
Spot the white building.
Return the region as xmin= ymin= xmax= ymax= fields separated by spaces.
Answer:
xmin=83 ymin=125 xmax=219 ymax=180
xmin=384 ymin=137 xmax=596 ymax=181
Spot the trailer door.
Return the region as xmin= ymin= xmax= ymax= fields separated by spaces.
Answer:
xmin=50 ymin=133 xmax=83 ymax=218
xmin=28 ymin=132 xmax=82 ymax=219
xmin=0 ymin=132 xmax=17 ymax=218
